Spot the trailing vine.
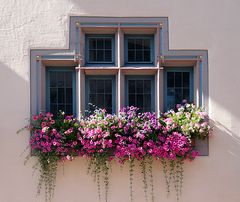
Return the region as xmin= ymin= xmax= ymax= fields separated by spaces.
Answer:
xmin=19 ymin=103 xmax=211 ymax=202
xmin=129 ymin=158 xmax=135 ymax=202
xmin=140 ymin=157 xmax=148 ymax=202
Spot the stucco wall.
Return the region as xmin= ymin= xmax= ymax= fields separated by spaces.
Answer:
xmin=0 ymin=0 xmax=240 ymax=202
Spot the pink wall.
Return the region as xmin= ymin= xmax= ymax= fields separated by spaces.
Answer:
xmin=0 ymin=0 xmax=240 ymax=201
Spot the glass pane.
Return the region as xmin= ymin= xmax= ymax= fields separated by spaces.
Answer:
xmin=89 ymin=80 xmax=96 ymax=93
xmin=105 ymin=39 xmax=112 ymax=49
xmin=105 ymin=80 xmax=112 ymax=93
xmin=65 ymin=104 xmax=73 ymax=115
xmin=50 ymin=72 xmax=57 ymax=87
xmin=58 ymin=104 xmax=64 ymax=112
xmin=89 ymin=50 xmax=96 ymax=61
xmin=128 ymin=50 xmax=135 ymax=62
xmin=143 ymin=94 xmax=151 ymax=108
xmin=96 ymin=80 xmax=104 ymax=93
xmin=167 ymin=72 xmax=174 ymax=87
xmin=89 ymin=38 xmax=97 ymax=49
xmin=183 ymin=89 xmax=190 ymax=101
xmin=143 ymin=50 xmax=150 ymax=62
xmin=105 ymin=50 xmax=112 ymax=62
xmin=137 ymin=94 xmax=143 ymax=107
xmin=97 ymin=50 xmax=104 ymax=62
xmin=143 ymin=39 xmax=150 ymax=49
xmin=105 ymin=94 xmax=112 ymax=107
xmin=58 ymin=88 xmax=64 ymax=103
xmin=50 ymin=104 xmax=57 ymax=116
xmin=183 ymin=72 xmax=190 ymax=87
xmin=97 ymin=39 xmax=104 ymax=49
xmin=167 ymin=88 xmax=174 ymax=96
xmin=175 ymin=88 xmax=182 ymax=104
xmin=57 ymin=72 xmax=65 ymax=87
xmin=136 ymin=80 xmax=143 ymax=93
xmin=175 ymin=72 xmax=182 ymax=87
xmin=97 ymin=94 xmax=104 ymax=108
xmin=136 ymin=50 xmax=143 ymax=62
xmin=128 ymin=80 xmax=135 ymax=93
xmin=65 ymin=72 xmax=72 ymax=87
xmin=135 ymin=39 xmax=142 ymax=49
xmin=144 ymin=80 xmax=151 ymax=93
xmin=128 ymin=39 xmax=135 ymax=49
xmin=129 ymin=94 xmax=135 ymax=106
xmin=50 ymin=88 xmax=57 ymax=103
xmin=66 ymin=88 xmax=72 ymax=103
xmin=89 ymin=94 xmax=96 ymax=106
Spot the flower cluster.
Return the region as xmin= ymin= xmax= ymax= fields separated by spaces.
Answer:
xmin=27 ymin=104 xmax=210 ymax=162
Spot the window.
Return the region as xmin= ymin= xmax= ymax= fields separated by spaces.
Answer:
xmin=125 ymin=35 xmax=154 ymax=64
xmin=126 ymin=76 xmax=155 ymax=112
xmin=86 ymin=35 xmax=115 ymax=64
xmin=164 ymin=67 xmax=193 ymax=111
xmin=46 ymin=67 xmax=76 ymax=116
xmin=85 ymin=76 xmax=116 ymax=114
xmin=31 ymin=17 xmax=208 ymax=155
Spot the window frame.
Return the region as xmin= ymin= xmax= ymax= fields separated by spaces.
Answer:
xmin=45 ymin=66 xmax=76 ymax=116
xmin=125 ymin=75 xmax=155 ymax=112
xmin=85 ymin=75 xmax=116 ymax=114
xmin=85 ymin=34 xmax=115 ymax=65
xmin=124 ymin=34 xmax=155 ymax=65
xmin=164 ymin=67 xmax=194 ymax=111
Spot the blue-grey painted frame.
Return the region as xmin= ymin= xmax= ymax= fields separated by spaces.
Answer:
xmin=85 ymin=34 xmax=115 ymax=65
xmin=85 ymin=75 xmax=116 ymax=114
xmin=46 ymin=67 xmax=76 ymax=116
xmin=164 ymin=67 xmax=194 ymax=111
xmin=125 ymin=75 xmax=155 ymax=112
xmin=124 ymin=34 xmax=155 ymax=66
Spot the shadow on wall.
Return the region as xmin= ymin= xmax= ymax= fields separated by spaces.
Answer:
xmin=0 ymin=62 xmax=29 ymax=129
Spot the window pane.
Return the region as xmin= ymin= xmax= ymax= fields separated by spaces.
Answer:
xmin=183 ymin=72 xmax=190 ymax=87
xmin=89 ymin=80 xmax=96 ymax=93
xmin=105 ymin=50 xmax=112 ymax=62
xmin=87 ymin=78 xmax=113 ymax=113
xmin=97 ymin=50 xmax=104 ymax=62
xmin=136 ymin=80 xmax=143 ymax=93
xmin=58 ymin=88 xmax=64 ymax=103
xmin=66 ymin=88 xmax=72 ymax=103
xmin=175 ymin=72 xmax=182 ymax=87
xmin=128 ymin=50 xmax=135 ymax=62
xmin=128 ymin=80 xmax=135 ymax=93
xmin=97 ymin=39 xmax=104 ymax=49
xmin=128 ymin=39 xmax=135 ymax=49
xmin=87 ymin=36 xmax=113 ymax=63
xmin=65 ymin=104 xmax=73 ymax=115
xmin=129 ymin=94 xmax=135 ymax=106
xmin=97 ymin=94 xmax=104 ymax=107
xmin=136 ymin=50 xmax=143 ymax=62
xmin=175 ymin=88 xmax=182 ymax=104
xmin=89 ymin=39 xmax=97 ymax=49
xmin=126 ymin=37 xmax=152 ymax=63
xmin=50 ymin=88 xmax=57 ymax=103
xmin=144 ymin=80 xmax=151 ymax=93
xmin=50 ymin=72 xmax=57 ymax=87
xmin=48 ymin=70 xmax=74 ymax=116
xmin=89 ymin=50 xmax=97 ymax=62
xmin=105 ymin=39 xmax=112 ymax=49
xmin=96 ymin=80 xmax=104 ymax=93
xmin=57 ymin=72 xmax=65 ymax=87
xmin=127 ymin=78 xmax=153 ymax=112
xmin=105 ymin=80 xmax=112 ymax=93
xmin=167 ymin=72 xmax=174 ymax=87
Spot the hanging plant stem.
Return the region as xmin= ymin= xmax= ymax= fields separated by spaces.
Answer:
xmin=140 ymin=157 xmax=148 ymax=202
xmin=102 ymin=158 xmax=110 ymax=202
xmin=148 ymin=157 xmax=154 ymax=202
xmin=129 ymin=158 xmax=135 ymax=202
